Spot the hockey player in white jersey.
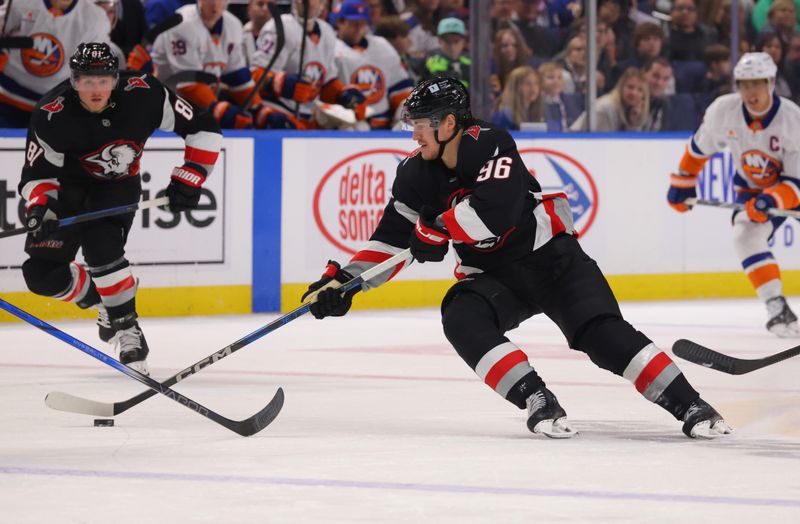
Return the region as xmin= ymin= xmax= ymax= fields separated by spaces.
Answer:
xmin=150 ymin=0 xmax=260 ymax=129
xmin=668 ymin=52 xmax=800 ymax=338
xmin=251 ymin=0 xmax=366 ymax=129
xmin=0 ymin=0 xmax=111 ymax=127
xmin=333 ymin=0 xmax=412 ymax=129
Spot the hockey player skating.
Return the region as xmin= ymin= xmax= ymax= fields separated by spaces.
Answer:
xmin=18 ymin=42 xmax=222 ymax=374
xmin=303 ymin=77 xmax=731 ymax=439
xmin=668 ymin=52 xmax=800 ymax=338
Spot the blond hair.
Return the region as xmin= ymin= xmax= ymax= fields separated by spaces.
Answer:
xmin=498 ymin=65 xmax=544 ymax=127
xmin=610 ymin=68 xmax=650 ymax=129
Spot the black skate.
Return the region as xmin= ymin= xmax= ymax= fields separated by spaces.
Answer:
xmin=766 ymin=296 xmax=800 ymax=338
xmin=95 ymin=303 xmax=114 ymax=343
xmin=682 ymin=398 xmax=732 ymax=439
xmin=110 ymin=313 xmax=150 ymax=376
xmin=526 ymin=386 xmax=577 ymax=439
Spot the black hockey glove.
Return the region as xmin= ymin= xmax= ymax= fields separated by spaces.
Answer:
xmin=301 ymin=260 xmax=358 ymax=319
xmin=166 ymin=164 xmax=206 ymax=211
xmin=25 ymin=194 xmax=61 ymax=240
xmin=409 ymin=206 xmax=450 ymax=263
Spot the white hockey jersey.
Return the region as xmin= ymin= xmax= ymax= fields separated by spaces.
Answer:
xmin=688 ymin=93 xmax=800 ymax=205
xmin=0 ymin=0 xmax=111 ymax=110
xmin=151 ymin=4 xmax=253 ymax=105
xmin=334 ymin=35 xmax=412 ymax=129
xmin=252 ymin=14 xmax=340 ymax=119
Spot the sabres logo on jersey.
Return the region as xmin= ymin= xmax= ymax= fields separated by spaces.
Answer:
xmin=21 ymin=33 xmax=64 ymax=77
xmin=741 ymin=149 xmax=782 ymax=187
xmin=124 ymin=75 xmax=150 ymax=91
xmin=80 ymin=140 xmax=143 ymax=180
xmin=351 ymin=66 xmax=385 ymax=105
xmin=302 ymin=61 xmax=327 ymax=88
xmin=40 ymin=96 xmax=65 ymax=121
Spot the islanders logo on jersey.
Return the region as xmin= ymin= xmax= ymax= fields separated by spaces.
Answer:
xmin=314 ymin=148 xmax=412 ymax=254
xmin=302 ymin=61 xmax=327 ymax=88
xmin=350 ymin=66 xmax=385 ymax=105
xmin=21 ymin=34 xmax=64 ymax=77
xmin=740 ymin=149 xmax=782 ymax=187
xmin=518 ymin=148 xmax=598 ymax=237
xmin=80 ymin=140 xmax=143 ymax=181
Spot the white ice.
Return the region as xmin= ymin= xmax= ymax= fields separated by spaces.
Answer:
xmin=1 ymin=298 xmax=798 ymax=523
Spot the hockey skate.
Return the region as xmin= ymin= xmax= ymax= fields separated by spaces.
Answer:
xmin=526 ymin=386 xmax=577 ymax=439
xmin=682 ymin=398 xmax=732 ymax=439
xmin=93 ymin=302 xmax=115 ymax=343
xmin=766 ymin=296 xmax=800 ymax=338
xmin=110 ymin=313 xmax=150 ymax=375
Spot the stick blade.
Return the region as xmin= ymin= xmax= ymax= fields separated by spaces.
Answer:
xmin=236 ymin=387 xmax=285 ymax=437
xmin=45 ymin=391 xmax=115 ymax=417
xmin=672 ymin=339 xmax=743 ymax=374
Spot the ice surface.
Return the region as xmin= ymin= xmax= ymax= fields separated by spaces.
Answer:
xmin=1 ymin=298 xmax=798 ymax=522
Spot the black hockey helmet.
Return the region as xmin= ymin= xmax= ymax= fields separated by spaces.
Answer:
xmin=69 ymin=42 xmax=119 ymax=77
xmin=402 ymin=76 xmax=472 ymax=128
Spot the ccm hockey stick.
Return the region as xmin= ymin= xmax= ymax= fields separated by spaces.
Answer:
xmin=45 ymin=249 xmax=413 ymax=417
xmin=242 ymin=2 xmax=285 ymax=113
xmin=0 ymin=196 xmax=169 ymax=239
xmin=672 ymin=338 xmax=800 ymax=375
xmin=0 ymin=299 xmax=284 ymax=436
xmin=685 ymin=198 xmax=800 ymax=219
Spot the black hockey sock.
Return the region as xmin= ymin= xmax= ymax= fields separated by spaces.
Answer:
xmin=653 ymin=375 xmax=700 ymax=421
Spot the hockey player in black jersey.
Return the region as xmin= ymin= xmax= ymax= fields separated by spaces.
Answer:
xmin=303 ymin=77 xmax=732 ymax=439
xmin=18 ymin=43 xmax=222 ymax=375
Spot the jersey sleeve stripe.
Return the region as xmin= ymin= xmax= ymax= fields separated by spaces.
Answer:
xmin=20 ymin=179 xmax=60 ymax=202
xmin=441 ymin=200 xmax=495 ymax=244
xmin=184 ymin=145 xmax=220 ymax=166
xmin=159 ymin=88 xmax=176 ymax=131
xmin=33 ymin=132 xmax=64 ymax=167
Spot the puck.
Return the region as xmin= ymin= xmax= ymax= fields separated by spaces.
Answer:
xmin=93 ymin=418 xmax=114 ymax=427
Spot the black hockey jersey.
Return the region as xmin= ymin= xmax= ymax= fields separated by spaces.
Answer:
xmin=345 ymin=120 xmax=575 ymax=286
xmin=18 ymin=71 xmax=222 ymax=204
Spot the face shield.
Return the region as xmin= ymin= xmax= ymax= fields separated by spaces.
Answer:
xmin=71 ymin=73 xmax=119 ymax=92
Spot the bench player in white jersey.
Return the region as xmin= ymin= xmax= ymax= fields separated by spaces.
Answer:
xmin=0 ymin=0 xmax=111 ymax=127
xmin=668 ymin=52 xmax=800 ymax=338
xmin=251 ymin=0 xmax=366 ymax=129
xmin=150 ymin=0 xmax=261 ymax=129
xmin=333 ymin=0 xmax=412 ymax=129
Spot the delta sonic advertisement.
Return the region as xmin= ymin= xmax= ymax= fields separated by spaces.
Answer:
xmin=0 ymin=136 xmax=253 ymax=317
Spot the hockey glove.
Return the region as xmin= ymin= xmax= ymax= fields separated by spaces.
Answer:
xmin=667 ymin=172 xmax=698 ymax=213
xmin=209 ymin=101 xmax=253 ymax=129
xmin=410 ymin=206 xmax=450 ymax=263
xmin=25 ymin=194 xmax=61 ymax=240
xmin=745 ymin=193 xmax=776 ymax=223
xmin=337 ymin=85 xmax=367 ymax=120
xmin=272 ymin=72 xmax=319 ymax=103
xmin=165 ymin=165 xmax=206 ymax=211
xmin=127 ymin=44 xmax=153 ymax=73
xmin=301 ymin=261 xmax=358 ymax=319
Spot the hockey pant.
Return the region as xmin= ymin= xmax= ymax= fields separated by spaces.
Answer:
xmin=731 ymin=209 xmax=797 ymax=301
xmin=21 ymin=177 xmax=141 ymax=319
xmin=441 ymin=233 xmax=700 ymax=419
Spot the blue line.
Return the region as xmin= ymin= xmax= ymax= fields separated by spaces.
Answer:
xmin=0 ymin=466 xmax=797 ymax=508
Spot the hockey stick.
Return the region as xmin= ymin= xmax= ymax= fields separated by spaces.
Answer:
xmin=294 ymin=0 xmax=310 ymax=119
xmin=0 ymin=36 xmax=32 ymax=49
xmin=685 ymin=198 xmax=800 ymax=219
xmin=242 ymin=2 xmax=284 ymax=113
xmin=163 ymin=71 xmax=218 ymax=91
xmin=0 ymin=299 xmax=284 ymax=436
xmin=672 ymin=338 xmax=800 ymax=375
xmin=44 ymin=249 xmax=413 ymax=417
xmin=0 ymin=196 xmax=169 ymax=240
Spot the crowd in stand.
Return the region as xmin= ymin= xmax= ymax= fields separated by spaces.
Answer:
xmin=3 ymin=0 xmax=800 ymax=131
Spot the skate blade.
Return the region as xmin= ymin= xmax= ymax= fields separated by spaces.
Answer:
xmin=533 ymin=417 xmax=578 ymax=439
xmin=768 ymin=322 xmax=800 ymax=339
xmin=125 ymin=360 xmax=149 ymax=376
xmin=689 ymin=419 xmax=733 ymax=439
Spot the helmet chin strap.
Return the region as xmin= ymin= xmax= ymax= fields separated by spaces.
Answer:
xmin=433 ymin=116 xmax=461 ymax=160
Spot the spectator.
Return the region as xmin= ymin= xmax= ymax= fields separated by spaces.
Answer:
xmin=700 ymin=44 xmax=733 ymax=98
xmin=752 ymin=0 xmax=800 ymax=33
xmin=612 ymin=22 xmax=665 ymax=85
xmin=539 ymin=61 xmax=581 ymax=131
xmin=559 ymin=34 xmax=589 ymax=94
xmin=491 ymin=27 xmax=533 ymax=96
xmin=570 ymin=68 xmax=651 ymax=132
xmin=365 ymin=0 xmax=385 ymax=25
xmin=756 ymin=29 xmax=794 ymax=97
xmin=697 ymin=0 xmax=727 ymax=43
xmin=720 ymin=0 xmax=758 ymax=49
xmin=144 ymin=0 xmax=195 ymax=29
xmin=375 ymin=15 xmax=424 ymax=82
xmin=401 ymin=0 xmax=443 ymax=58
xmin=513 ymin=0 xmax=556 ymax=58
xmin=784 ymin=32 xmax=800 ymax=100
xmin=423 ymin=17 xmax=471 ymax=87
xmin=92 ymin=0 xmax=147 ymax=57
xmin=765 ymin=0 xmax=797 ymax=45
xmin=643 ymin=57 xmax=674 ymax=131
xmin=598 ymin=0 xmax=634 ymax=62
xmin=666 ymin=0 xmax=714 ymax=61
xmin=491 ymin=0 xmax=518 ymax=35
xmin=565 ymin=17 xmax=614 ymax=93
xmin=491 ymin=65 xmax=544 ymax=130
xmin=244 ymin=0 xmax=274 ymax=66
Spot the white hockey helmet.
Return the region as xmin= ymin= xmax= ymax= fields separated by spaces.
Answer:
xmin=733 ymin=52 xmax=777 ymax=82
